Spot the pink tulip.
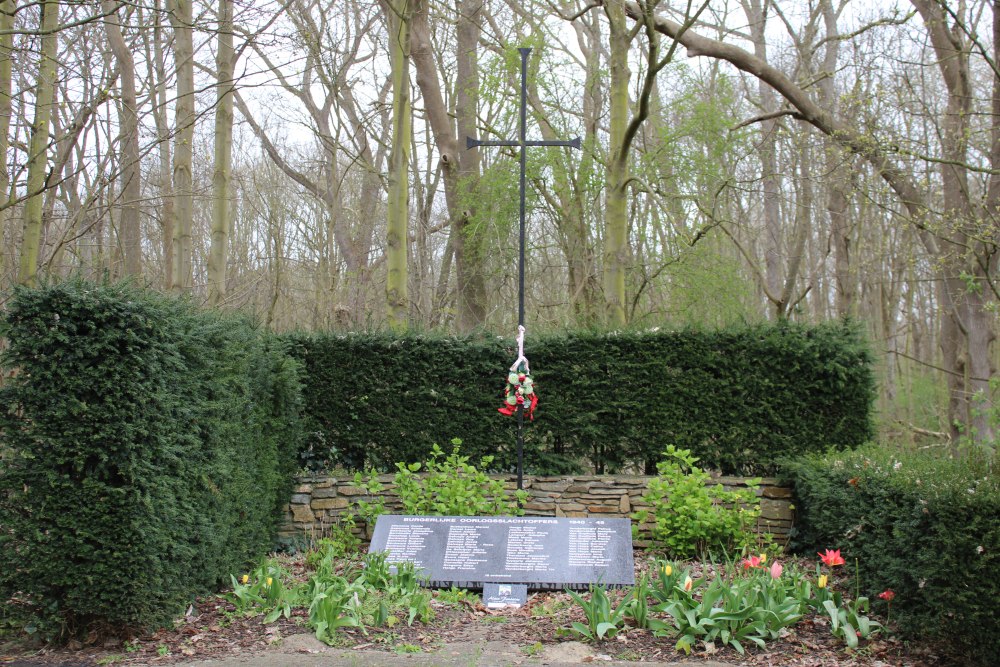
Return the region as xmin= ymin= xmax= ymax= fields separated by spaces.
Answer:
xmin=770 ymin=562 xmax=783 ymax=579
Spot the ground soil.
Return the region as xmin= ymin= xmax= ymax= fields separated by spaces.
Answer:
xmin=0 ymin=552 xmax=953 ymax=667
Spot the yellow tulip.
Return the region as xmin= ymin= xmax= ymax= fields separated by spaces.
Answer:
xmin=266 ymin=577 xmax=273 ymax=587
xmin=760 ymin=553 xmax=767 ymax=564
xmin=240 ymin=574 xmax=249 ymax=585
xmin=818 ymin=575 xmax=828 ymax=589
xmin=663 ymin=564 xmax=673 ymax=576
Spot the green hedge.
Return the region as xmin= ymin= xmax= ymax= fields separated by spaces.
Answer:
xmin=286 ymin=321 xmax=874 ymax=474
xmin=784 ymin=446 xmax=1000 ymax=665
xmin=0 ymin=281 xmax=303 ymax=636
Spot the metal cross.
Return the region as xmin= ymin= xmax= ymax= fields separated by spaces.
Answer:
xmin=466 ymin=47 xmax=580 ymax=490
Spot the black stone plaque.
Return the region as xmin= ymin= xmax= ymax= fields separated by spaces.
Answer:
xmin=483 ymin=583 xmax=528 ymax=609
xmin=369 ymin=515 xmax=635 ymax=590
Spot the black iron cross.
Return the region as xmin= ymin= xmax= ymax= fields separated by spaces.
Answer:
xmin=466 ymin=47 xmax=580 ymax=490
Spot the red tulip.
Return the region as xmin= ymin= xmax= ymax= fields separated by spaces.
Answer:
xmin=878 ymin=589 xmax=895 ymax=602
xmin=742 ymin=555 xmax=762 ymax=569
xmin=818 ymin=549 xmax=846 ymax=567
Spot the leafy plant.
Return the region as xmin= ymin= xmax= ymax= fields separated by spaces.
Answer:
xmin=435 ymin=586 xmax=478 ymax=607
xmin=654 ymin=570 xmax=803 ymax=655
xmin=624 ymin=573 xmax=670 ymax=632
xmin=822 ymin=596 xmax=880 ymax=649
xmin=308 ymin=579 xmax=362 ymax=645
xmin=649 ymin=560 xmax=685 ymax=603
xmin=351 ymin=471 xmax=386 ymax=535
xmin=393 ymin=440 xmax=528 ymax=516
xmin=357 ymin=551 xmax=394 ymax=592
xmin=566 ymin=584 xmax=632 ymax=642
xmin=305 ymin=526 xmax=361 ymax=571
xmin=633 ymin=446 xmax=761 ymax=558
xmin=227 ymin=560 xmax=299 ymax=623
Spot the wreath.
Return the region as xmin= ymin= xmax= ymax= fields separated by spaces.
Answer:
xmin=498 ymin=369 xmax=538 ymax=420
xmin=498 ymin=325 xmax=538 ymax=420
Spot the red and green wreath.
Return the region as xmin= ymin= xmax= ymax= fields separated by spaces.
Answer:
xmin=498 ymin=369 xmax=538 ymax=420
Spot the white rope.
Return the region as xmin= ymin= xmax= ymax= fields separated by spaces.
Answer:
xmin=509 ymin=324 xmax=530 ymax=373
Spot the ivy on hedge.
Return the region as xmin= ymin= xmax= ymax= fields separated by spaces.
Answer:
xmin=783 ymin=446 xmax=1000 ymax=665
xmin=0 ymin=281 xmax=303 ymax=636
xmin=286 ymin=320 xmax=874 ymax=474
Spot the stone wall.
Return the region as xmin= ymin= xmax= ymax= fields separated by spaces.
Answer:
xmin=281 ymin=475 xmax=794 ymax=546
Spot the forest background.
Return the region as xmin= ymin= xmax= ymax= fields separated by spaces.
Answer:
xmin=1 ymin=0 xmax=997 ymax=454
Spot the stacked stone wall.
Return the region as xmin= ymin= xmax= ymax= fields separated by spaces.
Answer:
xmin=281 ymin=475 xmax=794 ymax=546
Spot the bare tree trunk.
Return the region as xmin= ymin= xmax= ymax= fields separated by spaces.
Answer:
xmin=148 ymin=0 xmax=175 ymax=289
xmin=454 ymin=0 xmax=485 ymax=331
xmin=168 ymin=0 xmax=194 ymax=292
xmin=0 ymin=0 xmax=12 ymax=283
xmin=102 ymin=0 xmax=142 ymax=277
xmin=208 ymin=0 xmax=235 ymax=306
xmin=819 ymin=1 xmax=855 ymax=318
xmin=603 ymin=0 xmax=630 ymax=326
xmin=19 ymin=0 xmax=59 ymax=286
xmin=411 ymin=0 xmax=485 ymax=331
xmin=381 ymin=0 xmax=411 ymax=330
xmin=741 ymin=0 xmax=784 ymax=318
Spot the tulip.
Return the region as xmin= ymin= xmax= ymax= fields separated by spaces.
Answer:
xmin=662 ymin=564 xmax=673 ymax=576
xmin=818 ymin=549 xmax=846 ymax=567
xmin=880 ymin=589 xmax=895 ymax=625
xmin=240 ymin=574 xmax=249 ymax=585
xmin=818 ymin=574 xmax=828 ymax=588
xmin=742 ymin=555 xmax=762 ymax=569
xmin=683 ymin=575 xmax=693 ymax=592
xmin=760 ymin=553 xmax=767 ymax=564
xmin=770 ymin=562 xmax=783 ymax=579
xmin=266 ymin=577 xmax=273 ymax=586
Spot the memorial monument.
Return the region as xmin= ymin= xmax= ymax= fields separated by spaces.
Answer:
xmin=370 ymin=48 xmax=634 ymax=605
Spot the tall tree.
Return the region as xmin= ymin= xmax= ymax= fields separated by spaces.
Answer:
xmin=600 ymin=0 xmax=700 ymax=325
xmin=208 ymin=0 xmax=235 ymax=306
xmin=168 ymin=0 xmax=194 ymax=292
xmin=411 ymin=0 xmax=488 ymax=331
xmin=602 ymin=0 xmax=632 ymax=326
xmin=146 ymin=0 xmax=175 ymax=289
xmin=741 ymin=0 xmax=789 ymax=319
xmin=18 ymin=0 xmax=60 ymax=285
xmin=381 ymin=0 xmax=412 ymax=330
xmin=0 ymin=0 xmax=13 ymax=281
xmin=101 ymin=0 xmax=141 ymax=277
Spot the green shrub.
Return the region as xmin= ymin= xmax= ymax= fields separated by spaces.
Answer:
xmin=387 ymin=439 xmax=528 ymax=516
xmin=633 ymin=446 xmax=761 ymax=557
xmin=784 ymin=446 xmax=999 ymax=665
xmin=0 ymin=280 xmax=302 ymax=637
xmin=285 ymin=321 xmax=874 ymax=474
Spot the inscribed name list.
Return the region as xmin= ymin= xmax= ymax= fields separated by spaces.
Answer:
xmin=369 ymin=515 xmax=634 ymax=589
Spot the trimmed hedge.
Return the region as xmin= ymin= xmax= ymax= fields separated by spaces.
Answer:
xmin=784 ymin=446 xmax=1000 ymax=665
xmin=286 ymin=321 xmax=874 ymax=474
xmin=0 ymin=281 xmax=303 ymax=636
